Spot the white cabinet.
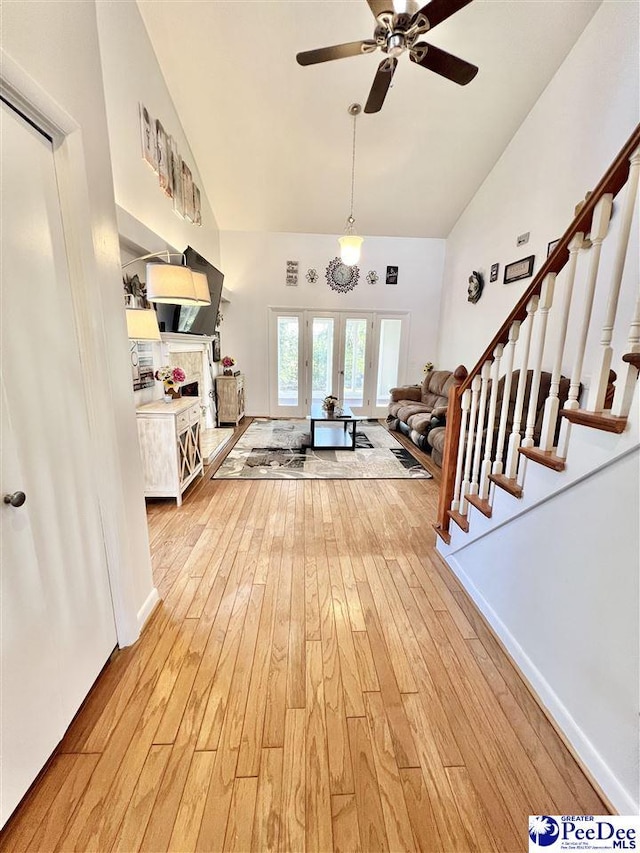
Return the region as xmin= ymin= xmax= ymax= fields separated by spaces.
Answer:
xmin=136 ymin=398 xmax=203 ymax=505
xmin=216 ymin=374 xmax=245 ymax=426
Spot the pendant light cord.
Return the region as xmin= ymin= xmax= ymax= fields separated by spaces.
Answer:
xmin=349 ymin=110 xmax=357 ymax=226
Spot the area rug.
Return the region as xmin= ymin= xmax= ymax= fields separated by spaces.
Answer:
xmin=211 ymin=419 xmax=432 ymax=480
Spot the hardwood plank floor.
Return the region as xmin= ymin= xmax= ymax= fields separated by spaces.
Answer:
xmin=0 ymin=448 xmax=608 ymax=852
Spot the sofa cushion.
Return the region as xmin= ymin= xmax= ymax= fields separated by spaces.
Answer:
xmin=393 ymin=402 xmax=432 ymax=423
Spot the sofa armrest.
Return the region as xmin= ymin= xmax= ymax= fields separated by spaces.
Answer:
xmin=389 ymin=385 xmax=421 ymax=403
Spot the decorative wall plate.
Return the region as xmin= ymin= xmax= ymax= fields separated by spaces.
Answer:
xmin=326 ymin=257 xmax=360 ymax=293
xmin=366 ymin=270 xmax=379 ymax=285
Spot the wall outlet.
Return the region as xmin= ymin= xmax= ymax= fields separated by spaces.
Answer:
xmin=517 ymin=232 xmax=530 ymax=246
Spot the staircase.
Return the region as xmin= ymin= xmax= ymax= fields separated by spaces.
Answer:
xmin=435 ymin=124 xmax=640 ymax=546
xmin=432 ymin=124 xmax=640 ymax=814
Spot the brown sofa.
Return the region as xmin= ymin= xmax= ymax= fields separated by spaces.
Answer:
xmin=387 ymin=366 xmax=467 ymax=466
xmin=426 ymin=369 xmax=572 ymax=467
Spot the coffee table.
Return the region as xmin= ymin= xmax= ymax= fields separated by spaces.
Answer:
xmin=308 ymin=403 xmax=361 ymax=451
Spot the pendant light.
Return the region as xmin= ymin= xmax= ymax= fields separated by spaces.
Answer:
xmin=338 ymin=103 xmax=364 ymax=266
xmin=122 ymin=251 xmax=211 ymax=305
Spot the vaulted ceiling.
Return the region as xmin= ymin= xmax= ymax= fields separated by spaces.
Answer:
xmin=138 ymin=0 xmax=601 ymax=238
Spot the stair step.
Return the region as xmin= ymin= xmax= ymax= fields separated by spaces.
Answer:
xmin=447 ymin=510 xmax=470 ymax=532
xmin=465 ymin=493 xmax=492 ymax=518
xmin=433 ymin=524 xmax=451 ymax=545
xmin=560 ymin=409 xmax=627 ymax=434
xmin=518 ymin=446 xmax=566 ymax=471
xmin=488 ymin=473 xmax=523 ymax=498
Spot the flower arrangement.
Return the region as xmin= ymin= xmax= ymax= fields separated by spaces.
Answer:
xmin=222 ymin=355 xmax=235 ymax=375
xmin=322 ymin=395 xmax=338 ymax=412
xmin=155 ymin=365 xmax=186 ymax=397
xmin=423 ymin=362 xmax=434 ymax=374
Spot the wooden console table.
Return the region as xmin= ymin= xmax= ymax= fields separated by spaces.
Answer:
xmin=216 ymin=374 xmax=245 ymax=426
xmin=136 ymin=397 xmax=203 ymax=505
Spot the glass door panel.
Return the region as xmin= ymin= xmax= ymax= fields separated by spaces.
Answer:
xmin=311 ymin=317 xmax=335 ymax=404
xmin=271 ymin=312 xmax=305 ymax=416
xmin=340 ymin=317 xmax=369 ymax=413
xmin=376 ymin=318 xmax=402 ymax=406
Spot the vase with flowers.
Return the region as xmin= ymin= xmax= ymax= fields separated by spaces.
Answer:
xmin=155 ymin=365 xmax=186 ymax=401
xmin=221 ymin=355 xmax=235 ymax=376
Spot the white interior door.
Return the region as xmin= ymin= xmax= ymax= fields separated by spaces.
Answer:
xmin=0 ymin=101 xmax=117 ymax=825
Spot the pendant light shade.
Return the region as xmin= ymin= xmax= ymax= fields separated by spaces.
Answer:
xmin=125 ymin=308 xmax=161 ymax=340
xmin=339 ymin=103 xmax=363 ymax=266
xmin=339 ymin=234 xmax=364 ymax=266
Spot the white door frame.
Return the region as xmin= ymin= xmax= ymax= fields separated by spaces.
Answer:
xmin=1 ymin=51 xmax=156 ymax=647
xmin=269 ymin=306 xmax=409 ymax=417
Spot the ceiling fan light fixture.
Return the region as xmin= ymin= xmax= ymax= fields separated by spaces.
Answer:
xmin=338 ymin=104 xmax=364 ymax=266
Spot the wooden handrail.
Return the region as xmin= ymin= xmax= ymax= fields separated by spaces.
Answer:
xmin=435 ymin=122 xmax=640 ymax=541
xmin=459 ymin=123 xmax=640 ymax=394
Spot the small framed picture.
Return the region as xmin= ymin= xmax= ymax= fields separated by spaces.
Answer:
xmin=139 ymin=103 xmax=157 ymax=171
xmin=156 ymin=120 xmax=170 ymax=195
xmin=547 ymin=239 xmax=560 ymax=258
xmin=504 ymin=255 xmax=535 ymax=284
xmin=490 ymin=263 xmax=499 ymax=283
xmin=386 ymin=265 xmax=398 ymax=285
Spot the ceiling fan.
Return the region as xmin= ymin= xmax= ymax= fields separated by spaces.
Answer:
xmin=296 ymin=0 xmax=478 ymax=113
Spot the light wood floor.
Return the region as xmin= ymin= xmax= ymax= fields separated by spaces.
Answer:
xmin=1 ymin=446 xmax=607 ymax=851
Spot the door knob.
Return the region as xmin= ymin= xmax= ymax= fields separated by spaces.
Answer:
xmin=4 ymin=491 xmax=26 ymax=507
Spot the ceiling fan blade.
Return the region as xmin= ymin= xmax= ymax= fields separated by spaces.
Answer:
xmin=296 ymin=40 xmax=377 ymax=66
xmin=366 ymin=0 xmax=395 ymax=20
xmin=364 ymin=57 xmax=398 ymax=113
xmin=410 ymin=42 xmax=478 ymax=85
xmin=413 ymin=0 xmax=473 ymax=31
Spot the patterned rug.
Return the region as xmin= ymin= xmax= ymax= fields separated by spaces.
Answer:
xmin=211 ymin=419 xmax=432 ymax=480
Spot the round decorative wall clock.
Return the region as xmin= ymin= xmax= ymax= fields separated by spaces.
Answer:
xmin=325 ymin=257 xmax=360 ymax=293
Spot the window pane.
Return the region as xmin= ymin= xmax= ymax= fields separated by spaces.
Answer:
xmin=312 ymin=317 xmax=334 ymax=402
xmin=277 ymin=317 xmax=299 ymax=406
xmin=376 ymin=319 xmax=402 ymax=405
xmin=342 ymin=318 xmax=367 ymax=408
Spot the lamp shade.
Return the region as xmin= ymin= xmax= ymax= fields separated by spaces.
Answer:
xmin=126 ymin=308 xmax=161 ymax=340
xmin=338 ymin=234 xmax=364 ymax=266
xmin=146 ymin=262 xmax=197 ymax=304
xmin=191 ymin=271 xmax=211 ymax=306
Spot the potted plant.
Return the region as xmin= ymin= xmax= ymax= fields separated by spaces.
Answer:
xmin=155 ymin=365 xmax=186 ymax=400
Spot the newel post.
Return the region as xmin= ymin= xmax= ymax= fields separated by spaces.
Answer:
xmin=435 ymin=365 xmax=468 ymax=542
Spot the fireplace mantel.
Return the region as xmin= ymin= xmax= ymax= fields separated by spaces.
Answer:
xmin=162 ymin=334 xmax=217 ymax=429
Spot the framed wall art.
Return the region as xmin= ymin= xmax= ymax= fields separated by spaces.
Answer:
xmin=490 ymin=263 xmax=499 ymax=282
xmin=386 ymin=266 xmax=398 ymax=285
xmin=504 ymin=255 xmax=535 ymax=284
xmin=547 ymin=239 xmax=560 ymax=257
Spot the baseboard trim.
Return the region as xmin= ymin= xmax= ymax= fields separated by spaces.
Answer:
xmin=137 ymin=587 xmax=160 ymax=634
xmin=443 ymin=551 xmax=638 ymax=815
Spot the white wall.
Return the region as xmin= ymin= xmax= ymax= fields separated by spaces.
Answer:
xmin=446 ymin=449 xmax=639 ymax=814
xmin=436 ymin=1 xmax=639 ymax=372
xmin=219 ymin=231 xmax=446 ymax=414
xmin=96 ymin=0 xmax=221 ymax=268
xmin=1 ymin=1 xmax=156 ymax=643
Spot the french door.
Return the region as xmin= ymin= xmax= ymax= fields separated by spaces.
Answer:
xmin=270 ymin=309 xmax=407 ymax=418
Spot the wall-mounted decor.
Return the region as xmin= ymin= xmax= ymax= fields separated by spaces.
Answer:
xmin=326 ymin=257 xmax=360 ymax=293
xmin=366 ymin=270 xmax=379 ymax=285
xmin=504 ymin=255 xmax=535 ymax=284
xmin=286 ymin=260 xmax=299 ymax=286
xmin=131 ymin=340 xmax=155 ymax=391
xmin=306 ymin=268 xmax=318 ymax=283
xmin=386 ymin=265 xmax=399 ymax=285
xmin=490 ymin=263 xmax=499 ymax=282
xmin=467 ymin=270 xmax=484 ymax=304
xmin=139 ymin=102 xmax=202 ymax=226
xmin=516 ymin=231 xmax=530 ymax=246
xmin=547 ymin=238 xmax=560 ymax=257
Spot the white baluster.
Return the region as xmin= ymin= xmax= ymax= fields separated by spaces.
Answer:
xmin=588 ymin=147 xmax=640 ymax=411
xmin=480 ymin=344 xmax=503 ymax=499
xmin=450 ymin=388 xmax=471 ymax=514
xmin=492 ymin=323 xmax=520 ymax=476
xmin=522 ymin=274 xmax=556 ymax=449
xmin=505 ymin=296 xmax=539 ymax=479
xmin=612 ymin=293 xmax=640 ymax=417
xmin=460 ymin=376 xmax=481 ymax=515
xmin=470 ymin=360 xmax=492 ymax=497
xmin=565 ymin=194 xmax=614 ymax=410
xmin=540 ymin=233 xmax=584 ymax=452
